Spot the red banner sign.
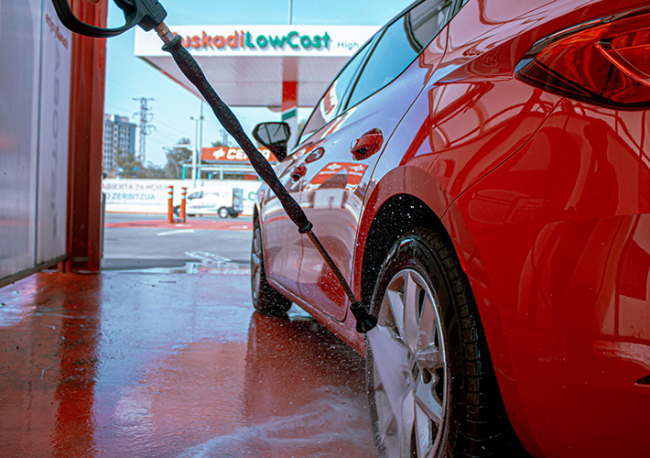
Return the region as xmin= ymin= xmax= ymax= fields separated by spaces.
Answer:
xmin=202 ymin=147 xmax=277 ymax=163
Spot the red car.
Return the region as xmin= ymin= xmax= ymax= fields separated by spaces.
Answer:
xmin=251 ymin=0 xmax=650 ymax=456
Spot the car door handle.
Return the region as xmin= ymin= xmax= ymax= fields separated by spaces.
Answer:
xmin=351 ymin=128 xmax=383 ymax=160
xmin=305 ymin=147 xmax=325 ymax=164
xmin=291 ymin=164 xmax=307 ymax=181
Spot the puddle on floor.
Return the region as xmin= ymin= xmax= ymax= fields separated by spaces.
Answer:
xmin=111 ymin=251 xmax=250 ymax=275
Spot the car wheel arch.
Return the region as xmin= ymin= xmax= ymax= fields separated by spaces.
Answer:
xmin=354 ymin=166 xmax=452 ymax=307
xmin=357 ymin=193 xmax=445 ymax=308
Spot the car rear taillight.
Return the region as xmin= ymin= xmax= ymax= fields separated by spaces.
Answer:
xmin=516 ymin=10 xmax=650 ymax=109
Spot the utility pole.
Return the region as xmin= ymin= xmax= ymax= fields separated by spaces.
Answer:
xmin=288 ymin=0 xmax=293 ymax=24
xmin=133 ymin=97 xmax=156 ymax=162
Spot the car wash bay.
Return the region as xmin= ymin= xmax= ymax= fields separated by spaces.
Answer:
xmin=0 ymin=2 xmax=376 ymax=456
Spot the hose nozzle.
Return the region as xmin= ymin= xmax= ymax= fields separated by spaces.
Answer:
xmin=350 ymin=301 xmax=377 ymax=333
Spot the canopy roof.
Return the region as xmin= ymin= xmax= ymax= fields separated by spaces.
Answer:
xmin=134 ymin=25 xmax=377 ymax=108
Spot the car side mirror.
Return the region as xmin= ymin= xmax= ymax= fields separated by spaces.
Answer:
xmin=252 ymin=122 xmax=291 ymax=162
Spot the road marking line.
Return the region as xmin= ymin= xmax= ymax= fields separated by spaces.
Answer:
xmin=185 ymin=251 xmax=232 ymax=263
xmin=157 ymin=229 xmax=196 ymax=236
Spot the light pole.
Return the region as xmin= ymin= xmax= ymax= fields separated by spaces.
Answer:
xmin=288 ymin=0 xmax=293 ymax=24
xmin=190 ymin=106 xmax=204 ymax=186
xmin=199 ymin=102 xmax=204 ymax=177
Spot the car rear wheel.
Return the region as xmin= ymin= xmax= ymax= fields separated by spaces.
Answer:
xmin=251 ymin=218 xmax=292 ymax=316
xmin=367 ymin=227 xmax=522 ymax=458
xmin=218 ymin=207 xmax=230 ymax=219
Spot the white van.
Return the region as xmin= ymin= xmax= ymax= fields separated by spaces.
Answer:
xmin=174 ymin=186 xmax=244 ymax=218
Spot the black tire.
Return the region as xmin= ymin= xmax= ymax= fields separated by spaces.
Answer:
xmin=229 ymin=211 xmax=240 ymax=218
xmin=366 ymin=227 xmax=524 ymax=458
xmin=173 ymin=205 xmax=180 ymax=216
xmin=218 ymin=207 xmax=230 ymax=219
xmin=251 ymin=218 xmax=292 ymax=316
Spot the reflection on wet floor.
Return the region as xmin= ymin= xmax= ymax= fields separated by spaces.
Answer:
xmin=0 ymin=272 xmax=376 ymax=458
xmin=106 ymin=251 xmax=251 ymax=275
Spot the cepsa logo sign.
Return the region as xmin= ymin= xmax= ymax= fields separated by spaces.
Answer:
xmin=176 ymin=30 xmax=331 ymax=51
xmin=202 ymin=147 xmax=278 ymax=163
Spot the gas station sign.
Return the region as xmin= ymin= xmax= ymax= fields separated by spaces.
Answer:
xmin=178 ymin=30 xmax=332 ymax=52
xmin=202 ymin=146 xmax=278 ymax=163
xmin=134 ymin=25 xmax=378 ymax=108
xmin=136 ymin=25 xmax=377 ymax=58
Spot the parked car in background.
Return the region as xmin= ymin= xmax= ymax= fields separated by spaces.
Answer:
xmin=252 ymin=0 xmax=650 ymax=456
xmin=174 ymin=185 xmax=244 ymax=218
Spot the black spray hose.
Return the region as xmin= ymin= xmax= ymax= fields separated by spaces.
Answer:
xmin=49 ymin=1 xmax=376 ymax=331
xmin=155 ymin=25 xmax=377 ymax=333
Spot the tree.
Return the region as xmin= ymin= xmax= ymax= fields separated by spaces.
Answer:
xmin=114 ymin=150 xmax=167 ymax=178
xmin=139 ymin=163 xmax=167 ymax=179
xmin=164 ymin=138 xmax=193 ymax=178
xmin=115 ymin=150 xmax=142 ymax=179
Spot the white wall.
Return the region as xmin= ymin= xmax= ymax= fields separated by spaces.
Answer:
xmin=102 ymin=179 xmax=261 ymax=216
xmin=36 ymin=1 xmax=72 ymax=264
xmin=0 ymin=0 xmax=71 ymax=282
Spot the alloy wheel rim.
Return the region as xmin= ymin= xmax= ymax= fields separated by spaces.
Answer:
xmin=369 ymin=269 xmax=449 ymax=458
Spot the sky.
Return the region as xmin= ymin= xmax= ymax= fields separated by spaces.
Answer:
xmin=105 ymin=0 xmax=412 ymax=166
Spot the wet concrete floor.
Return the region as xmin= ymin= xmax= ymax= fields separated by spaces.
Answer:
xmin=0 ymin=269 xmax=376 ymax=457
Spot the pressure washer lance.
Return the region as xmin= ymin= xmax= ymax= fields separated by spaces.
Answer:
xmin=52 ymin=0 xmax=377 ymax=333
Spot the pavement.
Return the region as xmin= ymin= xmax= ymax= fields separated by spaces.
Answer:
xmin=105 ymin=218 xmax=253 ymax=231
xmin=102 ymin=213 xmax=255 ymax=271
xmin=0 ymin=213 xmax=377 ymax=458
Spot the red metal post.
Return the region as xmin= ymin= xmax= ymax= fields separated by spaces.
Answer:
xmin=180 ymin=187 xmax=187 ymax=223
xmin=167 ymin=186 xmax=174 ymax=224
xmin=281 ymin=80 xmax=298 ymax=142
xmin=64 ymin=0 xmax=108 ymax=273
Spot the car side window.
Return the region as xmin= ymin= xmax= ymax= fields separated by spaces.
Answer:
xmin=345 ymin=0 xmax=455 ymax=109
xmin=299 ymin=40 xmax=373 ymax=144
xmin=188 ymin=191 xmax=203 ymax=200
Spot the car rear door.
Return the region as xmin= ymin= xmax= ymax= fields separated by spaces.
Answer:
xmin=296 ymin=0 xmax=457 ymax=321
